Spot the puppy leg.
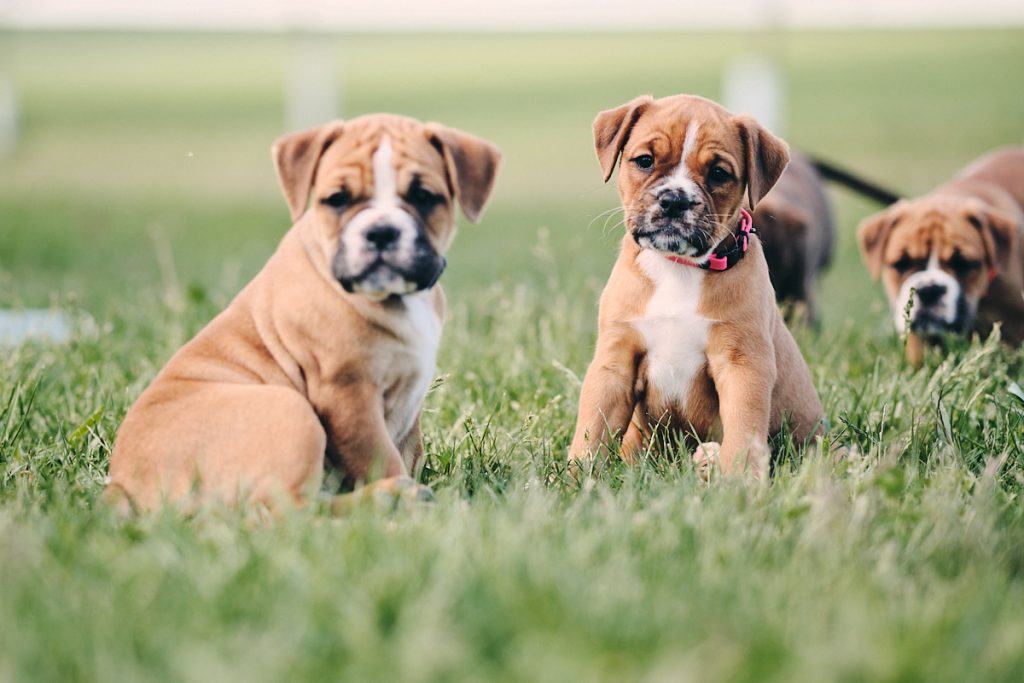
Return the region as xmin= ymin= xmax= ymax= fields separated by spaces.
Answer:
xmin=707 ymin=347 xmax=775 ymax=479
xmin=569 ymin=335 xmax=641 ymax=464
xmin=313 ymin=381 xmax=408 ymax=482
xmin=397 ymin=414 xmax=425 ymax=476
xmin=108 ymin=383 xmax=327 ymax=512
xmin=395 ymin=414 xmax=434 ymax=498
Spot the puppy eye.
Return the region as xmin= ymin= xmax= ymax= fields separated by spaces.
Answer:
xmin=947 ymin=254 xmax=981 ymax=275
xmin=891 ymin=255 xmax=926 ymax=274
xmin=707 ymin=166 xmax=733 ymax=184
xmin=407 ymin=185 xmax=440 ymax=207
xmin=321 ymin=188 xmax=351 ymax=209
xmin=632 ymin=154 xmax=654 ymax=170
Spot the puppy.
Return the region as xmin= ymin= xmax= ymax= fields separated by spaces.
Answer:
xmin=107 ymin=114 xmax=502 ymax=511
xmin=857 ymin=147 xmax=1024 ymax=361
xmin=753 ymin=152 xmax=834 ymax=324
xmin=569 ymin=94 xmax=824 ymax=479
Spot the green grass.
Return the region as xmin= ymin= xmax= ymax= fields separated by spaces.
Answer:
xmin=2 ymin=29 xmax=1024 ymax=682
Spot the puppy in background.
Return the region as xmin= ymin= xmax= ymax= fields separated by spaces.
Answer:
xmin=753 ymin=153 xmax=834 ymax=324
xmin=755 ymin=153 xmax=903 ymax=324
xmin=107 ymin=114 xmax=502 ymax=512
xmin=857 ymin=147 xmax=1024 ymax=364
xmin=570 ymin=94 xmax=824 ymax=479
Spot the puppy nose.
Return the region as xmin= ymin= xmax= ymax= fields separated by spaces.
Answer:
xmin=658 ymin=190 xmax=695 ymax=218
xmin=365 ymin=225 xmax=400 ymax=250
xmin=916 ymin=283 xmax=947 ymax=306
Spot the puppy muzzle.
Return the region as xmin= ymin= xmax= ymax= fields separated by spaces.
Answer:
xmin=909 ymin=296 xmax=972 ymax=337
xmin=332 ymin=230 xmax=446 ymax=298
xmin=631 ymin=209 xmax=714 ymax=259
xmin=630 ymin=186 xmax=717 ymax=258
xmin=897 ymin=271 xmax=974 ymax=337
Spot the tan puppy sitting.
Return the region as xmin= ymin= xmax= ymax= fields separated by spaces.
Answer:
xmin=858 ymin=147 xmax=1024 ymax=363
xmin=569 ymin=94 xmax=824 ymax=479
xmin=107 ymin=114 xmax=502 ymax=511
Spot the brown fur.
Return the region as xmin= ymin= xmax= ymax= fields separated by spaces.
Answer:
xmin=107 ymin=114 xmax=502 ymax=511
xmin=753 ymin=153 xmax=834 ymax=323
xmin=570 ymin=94 xmax=824 ymax=478
xmin=857 ymin=147 xmax=1024 ymax=350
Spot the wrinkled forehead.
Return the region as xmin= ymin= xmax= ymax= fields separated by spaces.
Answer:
xmin=888 ymin=201 xmax=985 ymax=257
xmin=630 ymin=98 xmax=740 ymax=159
xmin=316 ymin=119 xmax=448 ymax=189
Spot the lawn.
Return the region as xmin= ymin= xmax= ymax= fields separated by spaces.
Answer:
xmin=1 ymin=29 xmax=1024 ymax=682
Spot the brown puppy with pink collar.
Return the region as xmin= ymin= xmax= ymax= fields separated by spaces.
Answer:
xmin=569 ymin=94 xmax=824 ymax=478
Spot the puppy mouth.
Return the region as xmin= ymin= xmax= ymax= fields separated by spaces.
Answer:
xmin=630 ymin=215 xmax=713 ymax=258
xmin=334 ymin=252 xmax=446 ymax=299
xmin=909 ymin=299 xmax=972 ymax=338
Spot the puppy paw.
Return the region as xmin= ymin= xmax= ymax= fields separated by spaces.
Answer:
xmin=326 ymin=477 xmax=434 ymax=515
xmin=692 ymin=441 xmax=721 ymax=482
xmin=369 ymin=476 xmax=435 ymax=505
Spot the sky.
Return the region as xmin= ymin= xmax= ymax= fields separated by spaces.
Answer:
xmin=3 ymin=0 xmax=1024 ymax=31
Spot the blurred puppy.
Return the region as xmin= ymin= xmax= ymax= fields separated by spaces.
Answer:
xmin=107 ymin=114 xmax=502 ymax=511
xmin=569 ymin=94 xmax=823 ymax=479
xmin=857 ymin=147 xmax=1024 ymax=362
xmin=753 ymin=153 xmax=834 ymax=324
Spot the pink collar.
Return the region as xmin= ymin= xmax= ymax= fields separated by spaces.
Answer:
xmin=665 ymin=208 xmax=754 ymax=272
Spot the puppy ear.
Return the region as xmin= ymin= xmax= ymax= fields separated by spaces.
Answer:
xmin=426 ymin=124 xmax=503 ymax=223
xmin=272 ymin=120 xmax=345 ymax=222
xmin=733 ymin=115 xmax=790 ymax=209
xmin=966 ymin=200 xmax=1019 ymax=276
xmin=857 ymin=203 xmax=904 ymax=280
xmin=593 ymin=95 xmax=654 ymax=183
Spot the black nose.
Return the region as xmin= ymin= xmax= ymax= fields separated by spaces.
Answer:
xmin=658 ymin=190 xmax=695 ymax=218
xmin=916 ymin=283 xmax=947 ymax=306
xmin=365 ymin=225 xmax=400 ymax=250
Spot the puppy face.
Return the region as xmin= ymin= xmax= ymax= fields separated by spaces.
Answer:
xmin=593 ymin=94 xmax=788 ymax=262
xmin=858 ymin=197 xmax=1017 ymax=336
xmin=273 ymin=115 xmax=501 ymax=299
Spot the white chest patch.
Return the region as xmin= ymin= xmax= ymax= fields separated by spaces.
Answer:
xmin=633 ymin=250 xmax=711 ymax=405
xmin=385 ymin=291 xmax=442 ymax=442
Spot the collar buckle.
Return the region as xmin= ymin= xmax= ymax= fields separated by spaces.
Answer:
xmin=678 ymin=207 xmax=754 ymax=272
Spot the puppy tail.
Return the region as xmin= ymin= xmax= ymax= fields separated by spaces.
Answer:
xmin=807 ymin=155 xmax=904 ymax=206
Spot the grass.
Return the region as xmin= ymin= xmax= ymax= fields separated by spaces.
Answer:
xmin=1 ymin=29 xmax=1024 ymax=682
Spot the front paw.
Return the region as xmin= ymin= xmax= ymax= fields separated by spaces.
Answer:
xmin=325 ymin=476 xmax=434 ymax=515
xmin=692 ymin=441 xmax=721 ymax=482
xmin=371 ymin=476 xmax=435 ymax=502
xmin=693 ymin=441 xmax=768 ymax=481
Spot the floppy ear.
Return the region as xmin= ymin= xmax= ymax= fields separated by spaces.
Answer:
xmin=733 ymin=115 xmax=790 ymax=209
xmin=593 ymin=95 xmax=654 ymax=183
xmin=857 ymin=203 xmax=905 ymax=280
xmin=425 ymin=124 xmax=503 ymax=223
xmin=271 ymin=120 xmax=345 ymax=222
xmin=965 ymin=200 xmax=1019 ymax=277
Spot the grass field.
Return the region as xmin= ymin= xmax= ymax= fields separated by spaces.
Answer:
xmin=2 ymin=29 xmax=1024 ymax=682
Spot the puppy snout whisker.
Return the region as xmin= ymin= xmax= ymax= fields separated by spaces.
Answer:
xmin=365 ymin=224 xmax=401 ymax=251
xmin=916 ymin=283 xmax=947 ymax=306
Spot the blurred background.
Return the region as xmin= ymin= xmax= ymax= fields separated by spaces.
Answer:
xmin=1 ymin=0 xmax=1022 ymax=332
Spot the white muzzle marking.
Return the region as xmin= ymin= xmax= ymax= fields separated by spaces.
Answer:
xmin=643 ymin=121 xmax=709 ymax=257
xmin=340 ymin=135 xmax=421 ymax=295
xmin=895 ymin=250 xmax=961 ymax=333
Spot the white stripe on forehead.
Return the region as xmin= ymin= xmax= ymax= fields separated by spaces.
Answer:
xmin=372 ymin=135 xmax=398 ymax=208
xmin=660 ymin=120 xmax=702 ymax=191
xmin=681 ymin=120 xmax=700 ymax=165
